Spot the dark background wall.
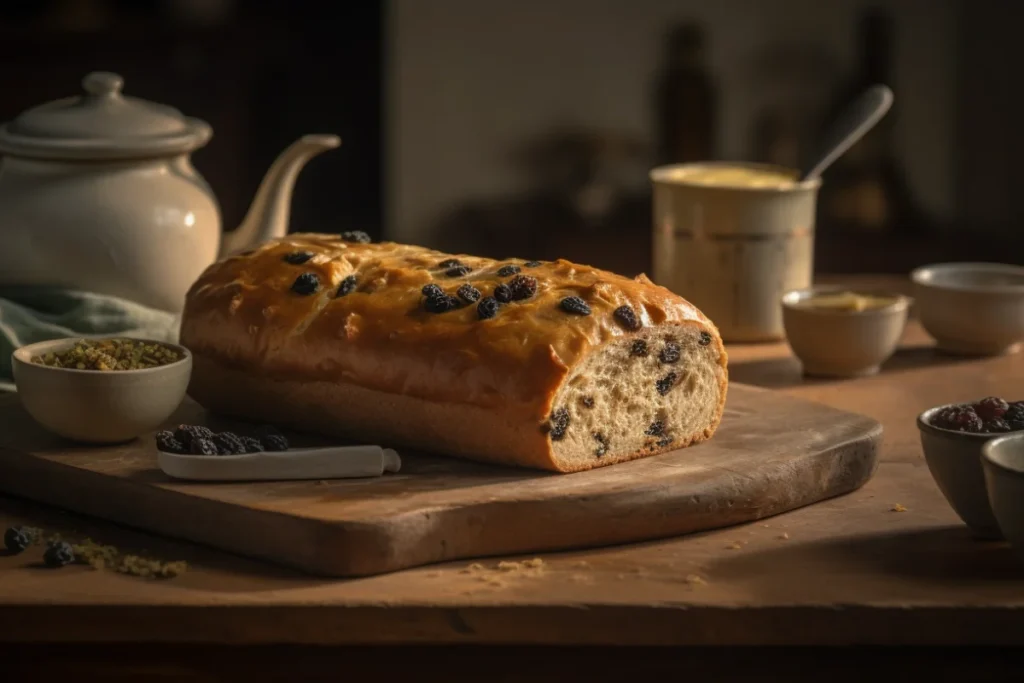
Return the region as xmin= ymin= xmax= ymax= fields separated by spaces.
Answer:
xmin=0 ymin=0 xmax=384 ymax=240
xmin=1 ymin=0 xmax=1021 ymax=277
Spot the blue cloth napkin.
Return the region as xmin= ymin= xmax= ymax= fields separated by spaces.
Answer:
xmin=0 ymin=286 xmax=181 ymax=391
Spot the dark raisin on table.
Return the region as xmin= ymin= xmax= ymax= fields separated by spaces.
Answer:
xmin=283 ymin=251 xmax=314 ymax=265
xmin=593 ymin=432 xmax=609 ymax=457
xmin=560 ymin=296 xmax=591 ymax=316
xmin=174 ymin=425 xmax=214 ymax=449
xmin=507 ymin=274 xmax=538 ymax=301
xmin=261 ymin=433 xmax=290 ymax=452
xmin=340 ymin=230 xmax=372 ymax=244
xmin=336 ymin=274 xmax=358 ymax=297
xmin=43 ymin=541 xmax=75 ymax=568
xmin=631 ymin=339 xmax=649 ymax=357
xmin=4 ymin=526 xmax=33 ymax=553
xmin=457 ymin=283 xmax=482 ymax=303
xmin=212 ymin=432 xmax=248 ymax=456
xmin=497 ymin=264 xmax=521 ymax=277
xmin=645 ymin=420 xmax=666 ymax=437
xmin=291 ymin=272 xmax=321 ymax=295
xmin=445 ymin=264 xmax=473 ymax=277
xmin=547 ymin=407 xmax=571 ymax=441
xmin=613 ymin=305 xmax=642 ymax=331
xmin=155 ymin=430 xmax=186 ymax=454
xmin=699 ymin=331 xmax=712 ymax=346
xmin=656 ymin=372 xmax=678 ymax=396
xmin=493 ymin=283 xmax=513 ymax=303
xmin=524 ymin=261 xmax=543 ymax=268
xmin=976 ymin=396 xmax=1010 ymax=421
xmin=438 ymin=258 xmax=463 ymax=269
xmin=659 ymin=341 xmax=681 ymax=364
xmin=477 ymin=296 xmax=501 ymax=319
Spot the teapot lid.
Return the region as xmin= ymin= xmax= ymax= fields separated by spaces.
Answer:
xmin=0 ymin=71 xmax=212 ymax=160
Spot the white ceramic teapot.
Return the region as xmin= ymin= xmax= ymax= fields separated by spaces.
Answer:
xmin=0 ymin=71 xmax=340 ymax=312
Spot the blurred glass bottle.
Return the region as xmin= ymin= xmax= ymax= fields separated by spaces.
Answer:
xmin=817 ymin=7 xmax=922 ymax=234
xmin=655 ymin=21 xmax=716 ymax=165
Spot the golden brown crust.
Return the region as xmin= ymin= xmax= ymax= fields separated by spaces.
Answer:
xmin=180 ymin=233 xmax=729 ymax=471
xmin=186 ymin=353 xmax=557 ymax=470
xmin=188 ymin=352 xmax=724 ymax=473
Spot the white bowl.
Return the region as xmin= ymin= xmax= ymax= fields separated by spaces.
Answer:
xmin=12 ymin=337 xmax=192 ymax=444
xmin=911 ymin=262 xmax=1024 ymax=356
xmin=983 ymin=433 xmax=1024 ymax=561
xmin=782 ymin=286 xmax=911 ymax=377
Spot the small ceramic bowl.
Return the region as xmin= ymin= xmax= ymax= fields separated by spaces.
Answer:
xmin=917 ymin=403 xmax=1005 ymax=539
xmin=911 ymin=262 xmax=1024 ymax=356
xmin=11 ymin=337 xmax=192 ymax=444
xmin=982 ymin=433 xmax=1024 ymax=561
xmin=781 ymin=285 xmax=911 ymax=377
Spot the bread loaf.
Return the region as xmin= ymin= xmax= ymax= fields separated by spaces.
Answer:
xmin=179 ymin=233 xmax=729 ymax=473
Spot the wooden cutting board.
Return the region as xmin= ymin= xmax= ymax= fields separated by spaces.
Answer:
xmin=0 ymin=384 xmax=880 ymax=577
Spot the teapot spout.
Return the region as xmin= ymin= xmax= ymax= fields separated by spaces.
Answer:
xmin=221 ymin=134 xmax=341 ymax=257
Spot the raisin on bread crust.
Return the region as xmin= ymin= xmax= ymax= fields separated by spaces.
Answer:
xmin=180 ymin=234 xmax=729 ymax=473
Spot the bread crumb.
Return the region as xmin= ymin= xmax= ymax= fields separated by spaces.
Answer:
xmin=616 ymin=573 xmax=627 ymax=580
xmin=460 ymin=563 xmax=486 ymax=574
xmin=725 ymin=541 xmax=744 ymax=550
xmin=486 ymin=578 xmax=506 ymax=587
xmin=573 ymin=560 xmax=590 ymax=569
xmin=890 ymin=503 xmax=907 ymax=512
xmin=684 ymin=574 xmax=707 ymax=586
xmin=777 ymin=532 xmax=790 ymax=540
xmin=496 ymin=558 xmax=546 ymax=574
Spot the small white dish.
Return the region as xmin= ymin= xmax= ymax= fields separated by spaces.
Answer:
xmin=910 ymin=262 xmax=1024 ymax=356
xmin=982 ymin=434 xmax=1024 ymax=561
xmin=782 ymin=286 xmax=911 ymax=378
xmin=158 ymin=445 xmax=402 ymax=482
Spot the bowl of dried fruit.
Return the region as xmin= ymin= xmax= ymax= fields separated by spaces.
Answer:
xmin=917 ymin=396 xmax=1024 ymax=539
xmin=12 ymin=336 xmax=192 ymax=444
xmin=911 ymin=262 xmax=1024 ymax=356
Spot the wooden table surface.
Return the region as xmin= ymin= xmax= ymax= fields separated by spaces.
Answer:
xmin=3 ymin=275 xmax=1024 ymax=680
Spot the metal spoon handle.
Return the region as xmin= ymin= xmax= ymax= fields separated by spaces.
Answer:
xmin=800 ymin=84 xmax=894 ymax=182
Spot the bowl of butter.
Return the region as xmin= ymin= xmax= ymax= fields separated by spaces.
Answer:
xmin=781 ymin=286 xmax=912 ymax=378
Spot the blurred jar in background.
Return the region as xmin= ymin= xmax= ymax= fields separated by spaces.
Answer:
xmin=654 ymin=21 xmax=717 ymax=165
